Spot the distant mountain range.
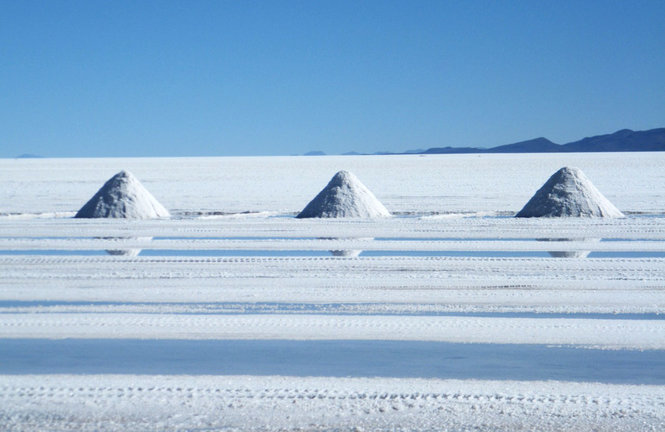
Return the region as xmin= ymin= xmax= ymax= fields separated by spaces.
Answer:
xmin=363 ymin=128 xmax=665 ymax=155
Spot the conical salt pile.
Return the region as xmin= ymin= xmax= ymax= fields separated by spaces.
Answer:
xmin=516 ymin=167 xmax=623 ymax=218
xmin=296 ymin=170 xmax=390 ymax=218
xmin=75 ymin=170 xmax=170 ymax=219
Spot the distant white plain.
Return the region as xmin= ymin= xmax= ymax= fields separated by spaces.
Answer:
xmin=1 ymin=152 xmax=663 ymax=215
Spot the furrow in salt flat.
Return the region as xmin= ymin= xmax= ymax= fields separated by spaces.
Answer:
xmin=1 ymin=313 xmax=664 ymax=349
xmin=3 ymin=216 xmax=665 ymax=240
xmin=3 ymin=254 xmax=664 ymax=269
xmin=1 ymin=280 xmax=663 ymax=314
xmin=2 ymin=256 xmax=663 ymax=282
xmin=0 ymin=296 xmax=662 ymax=315
xmin=3 ymin=237 xmax=665 ymax=252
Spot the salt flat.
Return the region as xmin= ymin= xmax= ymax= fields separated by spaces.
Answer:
xmin=0 ymin=153 xmax=664 ymax=431
xmin=1 ymin=152 xmax=664 ymax=215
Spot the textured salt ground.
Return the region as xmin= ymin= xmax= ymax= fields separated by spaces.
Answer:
xmin=3 ymin=237 xmax=665 ymax=252
xmin=1 ymin=301 xmax=662 ymax=319
xmin=2 ymin=252 xmax=665 ymax=315
xmin=1 ymin=314 xmax=664 ymax=349
xmin=3 ymin=216 xmax=665 ymax=241
xmin=2 ymin=284 xmax=663 ymax=315
xmin=4 ymin=255 xmax=664 ymax=285
xmin=1 ymin=376 xmax=664 ymax=432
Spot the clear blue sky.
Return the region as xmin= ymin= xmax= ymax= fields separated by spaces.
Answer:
xmin=1 ymin=0 xmax=664 ymax=157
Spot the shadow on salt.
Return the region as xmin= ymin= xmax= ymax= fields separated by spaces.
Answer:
xmin=2 ymin=339 xmax=664 ymax=384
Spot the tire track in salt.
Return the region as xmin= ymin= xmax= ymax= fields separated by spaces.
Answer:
xmin=1 ymin=313 xmax=664 ymax=349
xmin=1 ymin=376 xmax=663 ymax=432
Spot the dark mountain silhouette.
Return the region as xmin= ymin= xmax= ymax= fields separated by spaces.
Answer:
xmin=422 ymin=146 xmax=484 ymax=154
xmin=416 ymin=128 xmax=665 ymax=155
xmin=404 ymin=148 xmax=426 ymax=154
xmin=562 ymin=128 xmax=665 ymax=152
xmin=486 ymin=137 xmax=560 ymax=153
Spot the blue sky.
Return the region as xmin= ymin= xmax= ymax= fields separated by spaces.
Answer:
xmin=1 ymin=0 xmax=664 ymax=157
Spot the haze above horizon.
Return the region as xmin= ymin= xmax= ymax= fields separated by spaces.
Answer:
xmin=2 ymin=1 xmax=664 ymax=158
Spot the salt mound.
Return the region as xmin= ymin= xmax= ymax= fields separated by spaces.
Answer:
xmin=296 ymin=171 xmax=390 ymax=218
xmin=75 ymin=171 xmax=170 ymax=219
xmin=516 ymin=167 xmax=623 ymax=218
